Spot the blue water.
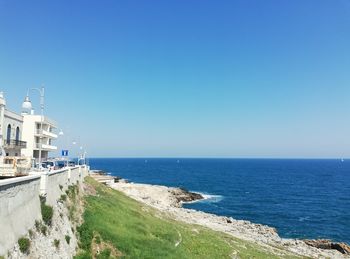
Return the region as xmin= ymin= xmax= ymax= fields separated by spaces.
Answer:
xmin=89 ymin=158 xmax=350 ymax=244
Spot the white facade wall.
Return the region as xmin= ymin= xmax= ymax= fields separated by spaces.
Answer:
xmin=3 ymin=110 xmax=24 ymax=157
xmin=22 ymin=114 xmax=58 ymax=161
xmin=21 ymin=115 xmax=36 ymax=158
xmin=0 ymin=92 xmax=25 ymax=157
xmin=0 ymin=166 xmax=89 ymax=256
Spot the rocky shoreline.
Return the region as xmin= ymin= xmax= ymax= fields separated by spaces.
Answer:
xmin=90 ymin=172 xmax=350 ymax=258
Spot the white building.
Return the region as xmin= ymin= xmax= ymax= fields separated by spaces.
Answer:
xmin=21 ymin=113 xmax=58 ymax=161
xmin=0 ymin=91 xmax=58 ymax=161
xmin=0 ymin=92 xmax=26 ymax=157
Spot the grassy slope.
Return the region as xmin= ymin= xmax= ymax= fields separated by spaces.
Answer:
xmin=75 ymin=177 xmax=302 ymax=259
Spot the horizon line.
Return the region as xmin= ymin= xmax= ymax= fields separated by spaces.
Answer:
xmin=85 ymin=157 xmax=349 ymax=160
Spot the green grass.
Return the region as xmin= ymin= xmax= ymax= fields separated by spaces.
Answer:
xmin=40 ymin=200 xmax=53 ymax=226
xmin=75 ymin=177 xmax=302 ymax=259
xmin=18 ymin=237 xmax=30 ymax=254
xmin=65 ymin=235 xmax=71 ymax=244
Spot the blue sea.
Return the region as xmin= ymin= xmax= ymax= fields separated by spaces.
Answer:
xmin=89 ymin=158 xmax=350 ymax=244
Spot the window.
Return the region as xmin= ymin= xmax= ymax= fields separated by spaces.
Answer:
xmin=6 ymin=124 xmax=11 ymax=144
xmin=16 ymin=127 xmax=20 ymax=142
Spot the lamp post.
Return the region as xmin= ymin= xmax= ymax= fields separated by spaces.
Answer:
xmin=58 ymin=129 xmax=69 ymax=166
xmin=72 ymin=140 xmax=86 ymax=165
xmin=58 ymin=129 xmax=64 ymax=161
xmin=22 ymin=86 xmax=45 ymax=170
xmin=59 ymin=129 xmax=64 ymax=136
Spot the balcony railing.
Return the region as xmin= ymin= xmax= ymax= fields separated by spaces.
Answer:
xmin=4 ymin=139 xmax=27 ymax=148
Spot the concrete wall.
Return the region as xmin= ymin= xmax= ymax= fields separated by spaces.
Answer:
xmin=0 ymin=175 xmax=41 ymax=256
xmin=0 ymin=166 xmax=89 ymax=256
xmin=45 ymin=166 xmax=87 ymax=206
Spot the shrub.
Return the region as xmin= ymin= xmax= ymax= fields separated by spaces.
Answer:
xmin=41 ymin=225 xmax=47 ymax=236
xmin=28 ymin=229 xmax=34 ymax=238
xmin=53 ymin=239 xmax=60 ymax=249
xmin=41 ymin=201 xmax=53 ymax=226
xmin=18 ymin=237 xmax=30 ymax=254
xmin=67 ymin=185 xmax=77 ymax=200
xmin=60 ymin=194 xmax=67 ymax=202
xmin=77 ymin=223 xmax=93 ymax=250
xmin=34 ymin=220 xmax=40 ymax=231
xmin=65 ymin=235 xmax=71 ymax=244
xmin=59 ymin=184 xmax=63 ymax=191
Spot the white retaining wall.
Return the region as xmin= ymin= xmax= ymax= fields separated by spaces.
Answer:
xmin=0 ymin=166 xmax=89 ymax=256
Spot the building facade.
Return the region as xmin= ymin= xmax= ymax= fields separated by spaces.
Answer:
xmin=0 ymin=91 xmax=58 ymax=161
xmin=21 ymin=113 xmax=58 ymax=161
xmin=0 ymin=93 xmax=26 ymax=157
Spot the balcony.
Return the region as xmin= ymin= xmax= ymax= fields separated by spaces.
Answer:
xmin=35 ymin=129 xmax=58 ymax=138
xmin=4 ymin=139 xmax=27 ymax=149
xmin=35 ymin=143 xmax=57 ymax=151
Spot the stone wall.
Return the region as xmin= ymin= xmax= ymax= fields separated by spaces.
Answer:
xmin=0 ymin=166 xmax=89 ymax=256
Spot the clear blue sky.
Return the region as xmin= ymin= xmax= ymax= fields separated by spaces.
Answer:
xmin=1 ymin=0 xmax=350 ymax=158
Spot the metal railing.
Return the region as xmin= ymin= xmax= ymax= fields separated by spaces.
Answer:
xmin=4 ymin=139 xmax=27 ymax=148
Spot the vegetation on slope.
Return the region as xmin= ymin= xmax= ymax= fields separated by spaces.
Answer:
xmin=75 ymin=177 xmax=301 ymax=259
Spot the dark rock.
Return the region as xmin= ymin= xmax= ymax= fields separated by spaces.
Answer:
xmin=172 ymin=188 xmax=204 ymax=203
xmin=332 ymin=243 xmax=350 ymax=255
xmin=113 ymin=176 xmax=122 ymax=183
xmin=304 ymin=239 xmax=350 ymax=255
xmin=226 ymin=219 xmax=232 ymax=223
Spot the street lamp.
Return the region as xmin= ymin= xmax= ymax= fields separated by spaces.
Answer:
xmin=22 ymin=86 xmax=45 ymax=170
xmin=72 ymin=140 xmax=86 ymax=165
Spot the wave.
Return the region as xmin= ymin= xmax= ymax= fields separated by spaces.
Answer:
xmin=199 ymin=193 xmax=224 ymax=203
xmin=298 ymin=216 xmax=310 ymax=222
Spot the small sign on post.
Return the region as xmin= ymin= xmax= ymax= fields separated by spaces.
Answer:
xmin=61 ymin=150 xmax=69 ymax=156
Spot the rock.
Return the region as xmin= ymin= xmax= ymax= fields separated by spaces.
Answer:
xmin=335 ymin=243 xmax=350 ymax=255
xmin=172 ymin=188 xmax=204 ymax=203
xmin=91 ymin=170 xmax=107 ymax=175
xmin=304 ymin=239 xmax=350 ymax=255
xmin=113 ymin=176 xmax=122 ymax=183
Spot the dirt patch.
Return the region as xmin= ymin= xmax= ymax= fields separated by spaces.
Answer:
xmin=91 ymin=233 xmax=123 ymax=258
xmin=83 ymin=182 xmax=97 ymax=196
